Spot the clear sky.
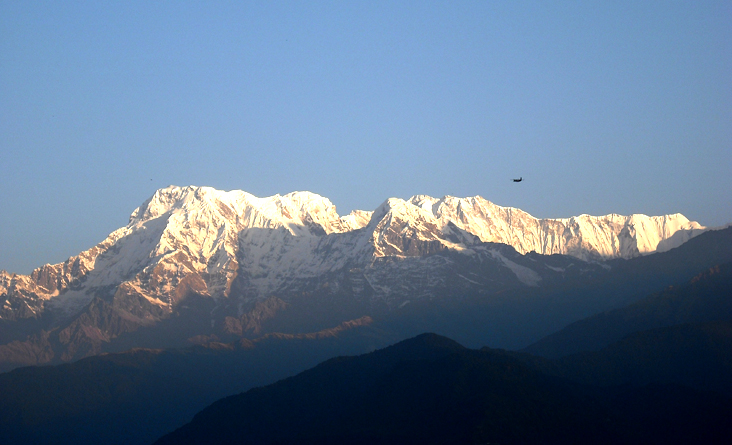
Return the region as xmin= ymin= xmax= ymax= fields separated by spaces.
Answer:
xmin=1 ymin=1 xmax=730 ymax=274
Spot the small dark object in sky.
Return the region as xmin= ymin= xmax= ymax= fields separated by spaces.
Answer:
xmin=513 ymin=177 xmax=522 ymax=182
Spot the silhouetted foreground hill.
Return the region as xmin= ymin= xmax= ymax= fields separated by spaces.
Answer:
xmin=524 ymin=261 xmax=732 ymax=358
xmin=156 ymin=333 xmax=732 ymax=445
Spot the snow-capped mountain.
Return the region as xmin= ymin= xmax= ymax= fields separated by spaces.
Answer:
xmin=409 ymin=195 xmax=705 ymax=259
xmin=0 ymin=186 xmax=707 ymax=368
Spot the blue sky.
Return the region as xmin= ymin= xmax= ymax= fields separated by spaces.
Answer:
xmin=1 ymin=1 xmax=730 ymax=274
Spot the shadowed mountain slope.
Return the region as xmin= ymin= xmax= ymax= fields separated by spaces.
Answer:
xmin=524 ymin=261 xmax=732 ymax=358
xmin=552 ymin=320 xmax=732 ymax=394
xmin=363 ymin=226 xmax=732 ymax=351
xmin=514 ymin=318 xmax=732 ymax=397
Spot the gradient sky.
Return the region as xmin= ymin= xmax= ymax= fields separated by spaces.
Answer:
xmin=1 ymin=1 xmax=731 ymax=274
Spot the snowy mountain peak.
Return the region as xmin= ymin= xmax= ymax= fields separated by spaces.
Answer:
xmin=129 ymin=185 xmax=375 ymax=236
xmin=1 ymin=186 xmax=708 ymax=328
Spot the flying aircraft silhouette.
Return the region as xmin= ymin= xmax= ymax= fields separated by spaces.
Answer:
xmin=512 ymin=177 xmax=523 ymax=182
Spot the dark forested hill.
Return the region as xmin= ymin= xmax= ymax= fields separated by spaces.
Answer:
xmin=156 ymin=333 xmax=732 ymax=445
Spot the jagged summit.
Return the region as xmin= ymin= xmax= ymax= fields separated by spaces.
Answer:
xmin=128 ymin=185 xmax=367 ymax=235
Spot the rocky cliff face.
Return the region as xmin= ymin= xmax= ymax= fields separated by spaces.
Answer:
xmin=0 ymin=185 xmax=706 ymax=369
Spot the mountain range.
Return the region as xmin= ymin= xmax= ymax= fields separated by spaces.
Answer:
xmin=0 ymin=186 xmax=711 ymax=370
